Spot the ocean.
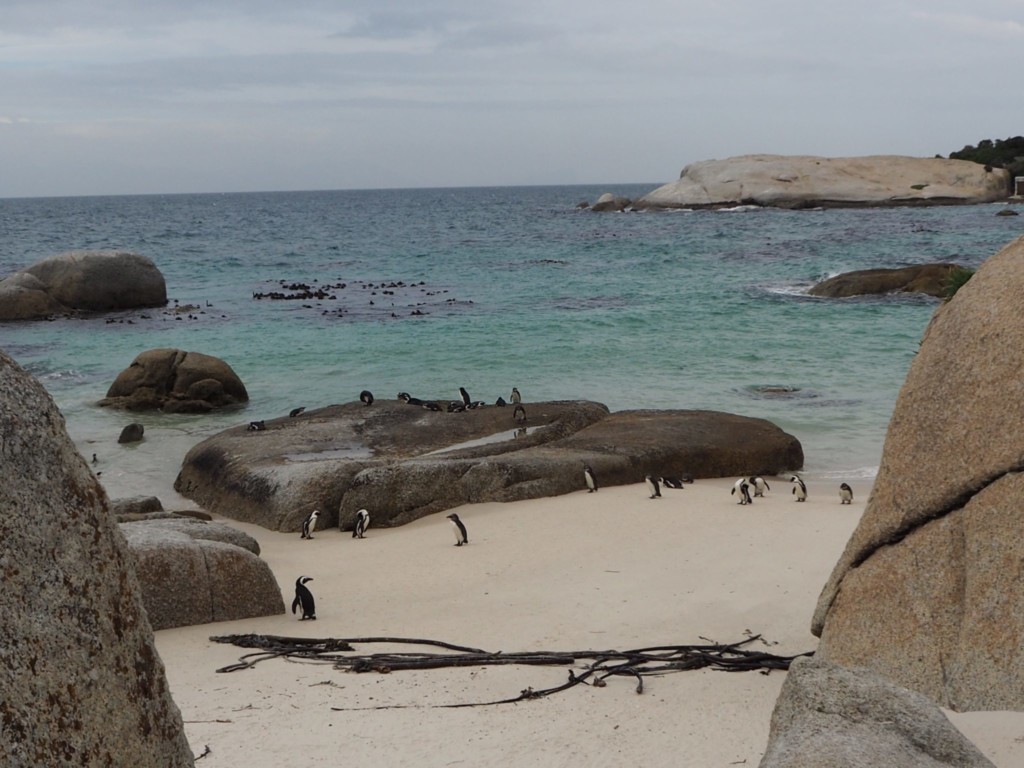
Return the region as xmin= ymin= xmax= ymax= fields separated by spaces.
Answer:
xmin=1 ymin=185 xmax=1020 ymax=501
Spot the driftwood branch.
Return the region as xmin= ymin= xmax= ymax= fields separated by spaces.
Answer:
xmin=209 ymin=633 xmax=811 ymax=709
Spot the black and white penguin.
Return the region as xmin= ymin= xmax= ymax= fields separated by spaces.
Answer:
xmin=510 ymin=387 xmax=522 ymax=404
xmin=732 ymin=477 xmax=753 ymax=505
xmin=513 ymin=404 xmax=526 ymax=423
xmin=447 ymin=401 xmax=466 ymax=413
xmin=398 ymin=392 xmax=424 ymax=406
xmin=247 ymin=420 xmax=266 ymax=431
xmin=353 ymin=508 xmax=370 ymax=539
xmin=459 ymin=387 xmax=471 ymax=407
xmin=660 ymin=476 xmax=686 ymax=490
xmin=495 ymin=396 xmax=507 ymax=407
xmin=839 ymin=482 xmax=854 ymax=504
xmin=292 ymin=576 xmax=316 ymax=620
xmin=645 ymin=474 xmax=662 ymax=499
xmin=91 ymin=453 xmax=98 ymax=464
xmin=289 ymin=406 xmax=306 ymax=418
xmin=360 ymin=390 xmax=374 ymax=406
xmin=750 ymin=476 xmax=770 ymax=497
xmin=584 ymin=464 xmax=598 ymax=493
xmin=300 ymin=509 xmax=320 ymax=539
xmin=447 ymin=513 xmax=468 ymax=546
xmin=791 ymin=475 xmax=808 ymax=502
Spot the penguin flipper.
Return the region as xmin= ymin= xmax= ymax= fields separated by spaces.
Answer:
xmin=291 ymin=596 xmax=300 ymax=614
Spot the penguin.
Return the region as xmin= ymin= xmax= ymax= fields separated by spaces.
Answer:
xmin=447 ymin=401 xmax=466 ymax=413
xmin=584 ymin=464 xmax=598 ymax=493
xmin=422 ymin=401 xmax=443 ymax=411
xmin=447 ymin=513 xmax=468 ymax=546
xmin=360 ymin=390 xmax=374 ymax=406
xmin=289 ymin=407 xmax=306 ymax=418
xmin=645 ymin=474 xmax=662 ymax=499
xmin=495 ymin=396 xmax=507 ymax=407
xmin=510 ymin=387 xmax=522 ymax=404
xmin=292 ymin=576 xmax=316 ymax=620
xmin=300 ymin=509 xmax=320 ymax=539
xmin=91 ymin=453 xmax=98 ymax=464
xmin=750 ymin=476 xmax=770 ymax=497
xmin=732 ymin=477 xmax=752 ymax=505
xmin=660 ymin=476 xmax=686 ymax=490
xmin=459 ymin=387 xmax=471 ymax=407
xmin=398 ymin=392 xmax=424 ymax=406
xmin=839 ymin=482 xmax=854 ymax=504
xmin=791 ymin=475 xmax=808 ymax=502
xmin=513 ymin=404 xmax=527 ymax=423
xmin=247 ymin=420 xmax=266 ymax=431
xmin=352 ymin=508 xmax=370 ymax=539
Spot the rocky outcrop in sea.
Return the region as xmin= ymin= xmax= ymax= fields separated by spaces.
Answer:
xmin=99 ymin=347 xmax=249 ymax=413
xmin=0 ymin=250 xmax=167 ymax=320
xmin=808 ymin=263 xmax=963 ymax=299
xmin=634 ymin=155 xmax=1010 ymax=210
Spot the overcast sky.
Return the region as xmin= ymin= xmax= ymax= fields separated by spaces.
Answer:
xmin=1 ymin=1 xmax=1021 ymax=197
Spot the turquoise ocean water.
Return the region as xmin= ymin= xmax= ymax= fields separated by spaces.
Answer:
xmin=2 ymin=185 xmax=1021 ymax=498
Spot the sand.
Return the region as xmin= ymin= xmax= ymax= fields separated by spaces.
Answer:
xmin=152 ymin=477 xmax=1024 ymax=767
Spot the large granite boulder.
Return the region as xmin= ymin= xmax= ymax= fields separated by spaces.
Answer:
xmin=760 ymin=658 xmax=994 ymax=768
xmin=120 ymin=522 xmax=282 ymax=630
xmin=99 ymin=348 xmax=249 ymax=412
xmin=812 ymin=235 xmax=1024 ymax=711
xmin=175 ymin=399 xmax=803 ymax=531
xmin=634 ymin=155 xmax=1010 ymax=210
xmin=0 ymin=250 xmax=167 ymax=320
xmin=0 ymin=351 xmax=194 ymax=766
xmin=808 ymin=263 xmax=963 ymax=299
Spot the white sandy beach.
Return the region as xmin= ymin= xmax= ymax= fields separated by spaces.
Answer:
xmin=151 ymin=477 xmax=1024 ymax=767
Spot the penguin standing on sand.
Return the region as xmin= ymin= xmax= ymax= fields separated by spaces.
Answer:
xmin=513 ymin=404 xmax=527 ymax=423
xmin=292 ymin=576 xmax=316 ymax=620
xmin=301 ymin=509 xmax=320 ymax=539
xmin=750 ymin=476 xmax=770 ymax=498
xmin=839 ymin=482 xmax=854 ymax=504
xmin=360 ymin=390 xmax=374 ymax=406
xmin=459 ymin=387 xmax=472 ymax=407
xmin=510 ymin=387 xmax=522 ymax=404
xmin=584 ymin=464 xmax=599 ymax=493
xmin=353 ymin=508 xmax=370 ymax=539
xmin=447 ymin=513 xmax=469 ymax=546
xmin=732 ymin=478 xmax=753 ymax=505
xmin=791 ymin=475 xmax=808 ymax=502
xmin=645 ymin=474 xmax=662 ymax=499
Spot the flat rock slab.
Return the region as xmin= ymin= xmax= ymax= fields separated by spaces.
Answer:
xmin=174 ymin=399 xmax=803 ymax=531
xmin=808 ymin=263 xmax=963 ymax=299
xmin=635 ymin=155 xmax=1009 ymax=210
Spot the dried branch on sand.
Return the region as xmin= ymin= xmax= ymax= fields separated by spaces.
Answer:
xmin=210 ymin=633 xmax=811 ymax=709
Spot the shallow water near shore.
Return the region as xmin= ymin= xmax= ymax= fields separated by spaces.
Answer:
xmin=2 ymin=186 xmax=1021 ymax=499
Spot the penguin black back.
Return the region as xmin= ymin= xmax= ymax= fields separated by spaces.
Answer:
xmin=360 ymin=390 xmax=374 ymax=406
xmin=292 ymin=576 xmax=316 ymax=620
xmin=447 ymin=513 xmax=468 ymax=546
